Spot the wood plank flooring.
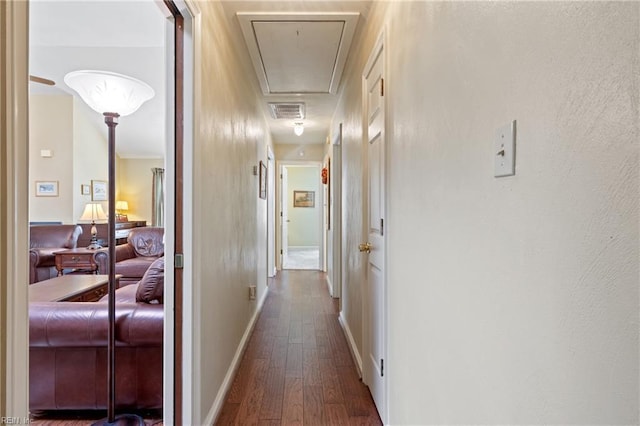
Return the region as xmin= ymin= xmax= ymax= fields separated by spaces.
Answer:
xmin=216 ymin=270 xmax=381 ymax=425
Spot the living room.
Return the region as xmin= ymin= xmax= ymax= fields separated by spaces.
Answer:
xmin=27 ymin=0 xmax=169 ymax=421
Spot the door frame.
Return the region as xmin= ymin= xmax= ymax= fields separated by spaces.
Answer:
xmin=276 ymin=160 xmax=325 ymax=271
xmin=171 ymin=1 xmax=198 ymax=424
xmin=362 ymin=30 xmax=389 ymax=423
xmin=1 ymin=0 xmax=30 ymax=416
xmin=1 ymin=1 xmax=194 ymax=421
xmin=331 ymin=124 xmax=343 ymax=300
xmin=164 ymin=1 xmax=197 ymax=423
xmin=267 ymin=146 xmax=276 ymax=277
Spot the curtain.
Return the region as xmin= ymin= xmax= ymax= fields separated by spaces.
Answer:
xmin=151 ymin=167 xmax=165 ymax=227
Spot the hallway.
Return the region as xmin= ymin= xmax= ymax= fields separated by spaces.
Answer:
xmin=216 ymin=271 xmax=381 ymax=425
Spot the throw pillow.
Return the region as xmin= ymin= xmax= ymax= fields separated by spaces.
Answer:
xmin=136 ymin=256 xmax=165 ymax=304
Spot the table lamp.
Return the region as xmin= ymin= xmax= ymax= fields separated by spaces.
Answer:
xmin=79 ymin=203 xmax=107 ymax=249
xmin=115 ymin=200 xmax=129 ymax=222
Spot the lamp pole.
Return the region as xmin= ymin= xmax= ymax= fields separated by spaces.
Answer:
xmin=64 ymin=70 xmax=154 ymax=425
xmin=104 ymin=112 xmax=119 ymax=423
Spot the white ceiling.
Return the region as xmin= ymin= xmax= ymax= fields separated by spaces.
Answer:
xmin=29 ymin=0 xmax=167 ymax=159
xmin=29 ymin=1 xmax=372 ymax=154
xmin=227 ymin=2 xmax=371 ymax=145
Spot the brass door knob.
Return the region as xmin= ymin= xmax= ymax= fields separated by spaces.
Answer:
xmin=358 ymin=242 xmax=372 ymax=253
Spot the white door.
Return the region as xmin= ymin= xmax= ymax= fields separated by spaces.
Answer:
xmin=362 ymin=38 xmax=386 ymax=421
xmin=281 ymin=166 xmax=289 ymax=265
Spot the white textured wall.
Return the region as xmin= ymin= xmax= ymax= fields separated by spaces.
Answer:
xmin=193 ymin=1 xmax=271 ymax=422
xmin=336 ymin=1 xmax=639 ymax=424
xmin=274 ymin=143 xmax=325 ymax=161
xmin=72 ymin=97 xmax=108 ymax=222
xmin=29 ymin=95 xmax=110 ymax=224
xmin=117 ymin=157 xmax=164 ymax=224
xmin=29 ymin=95 xmax=74 ymax=223
xmin=286 ymin=166 xmax=321 ymax=247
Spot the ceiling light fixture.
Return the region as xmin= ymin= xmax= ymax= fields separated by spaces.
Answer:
xmin=294 ymin=122 xmax=304 ymax=136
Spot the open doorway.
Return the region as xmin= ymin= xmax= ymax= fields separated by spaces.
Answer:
xmin=280 ymin=162 xmax=323 ymax=270
xmin=27 ymin=0 xmax=178 ymax=421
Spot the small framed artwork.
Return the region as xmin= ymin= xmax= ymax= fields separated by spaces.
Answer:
xmin=35 ymin=181 xmax=58 ymax=197
xmin=91 ymin=180 xmax=108 ymax=201
xmin=81 ymin=184 xmax=91 ymax=195
xmin=259 ymin=161 xmax=267 ymax=200
xmin=293 ymin=190 xmax=315 ymax=208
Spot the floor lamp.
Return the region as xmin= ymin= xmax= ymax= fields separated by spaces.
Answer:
xmin=65 ymin=70 xmax=154 ymax=425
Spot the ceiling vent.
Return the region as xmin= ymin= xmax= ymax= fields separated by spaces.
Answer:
xmin=268 ymin=102 xmax=305 ymax=120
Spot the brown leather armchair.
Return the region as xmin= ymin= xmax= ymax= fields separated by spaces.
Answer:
xmin=29 ymin=225 xmax=83 ymax=284
xmin=94 ymin=227 xmax=164 ymax=287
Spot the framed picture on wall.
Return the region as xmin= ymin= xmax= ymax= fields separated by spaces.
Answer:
xmin=91 ymin=180 xmax=108 ymax=201
xmin=35 ymin=181 xmax=58 ymax=197
xmin=293 ymin=190 xmax=315 ymax=208
xmin=259 ymin=161 xmax=267 ymax=200
xmin=81 ymin=184 xmax=91 ymax=195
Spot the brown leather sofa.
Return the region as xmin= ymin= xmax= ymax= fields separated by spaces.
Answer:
xmin=29 ymin=224 xmax=83 ymax=284
xmin=29 ymin=257 xmax=164 ymax=411
xmin=94 ymin=227 xmax=164 ymax=287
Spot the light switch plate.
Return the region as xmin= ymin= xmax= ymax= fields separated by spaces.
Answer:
xmin=494 ymin=120 xmax=516 ymax=177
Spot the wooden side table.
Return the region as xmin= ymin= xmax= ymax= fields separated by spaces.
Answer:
xmin=53 ymin=248 xmax=99 ymax=276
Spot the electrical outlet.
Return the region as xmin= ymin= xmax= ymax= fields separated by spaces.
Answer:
xmin=248 ymin=285 xmax=257 ymax=300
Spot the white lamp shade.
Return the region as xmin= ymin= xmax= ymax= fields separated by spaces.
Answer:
xmin=80 ymin=203 xmax=107 ymax=221
xmin=64 ymin=70 xmax=154 ymax=116
xmin=115 ymin=200 xmax=129 ymax=211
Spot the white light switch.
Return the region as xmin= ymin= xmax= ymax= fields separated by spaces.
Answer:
xmin=494 ymin=120 xmax=516 ymax=177
xmin=40 ymin=149 xmax=52 ymax=158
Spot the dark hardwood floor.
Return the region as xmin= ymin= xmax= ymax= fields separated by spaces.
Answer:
xmin=216 ymin=270 xmax=381 ymax=425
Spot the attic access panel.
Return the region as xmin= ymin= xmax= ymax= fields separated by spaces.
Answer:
xmin=238 ymin=12 xmax=360 ymax=95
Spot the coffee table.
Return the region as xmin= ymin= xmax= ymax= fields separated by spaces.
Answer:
xmin=29 ymin=274 xmax=121 ymax=302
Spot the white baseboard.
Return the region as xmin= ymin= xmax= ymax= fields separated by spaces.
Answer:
xmin=203 ymin=286 xmax=270 ymax=425
xmin=325 ymin=274 xmax=333 ymax=297
xmin=269 ymin=266 xmax=277 ymax=278
xmin=338 ymin=312 xmax=363 ymax=378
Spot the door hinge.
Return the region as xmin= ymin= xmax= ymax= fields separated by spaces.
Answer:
xmin=381 ymin=358 xmax=384 ymax=377
xmin=175 ymin=253 xmax=184 ymax=269
xmin=380 ymin=78 xmax=384 ymax=97
xmin=280 ymin=173 xmax=283 ymax=179
xmin=280 ymin=249 xmax=283 ymax=255
xmin=280 ymin=211 xmax=283 ymax=217
xmin=380 ymin=218 xmax=384 ymax=236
